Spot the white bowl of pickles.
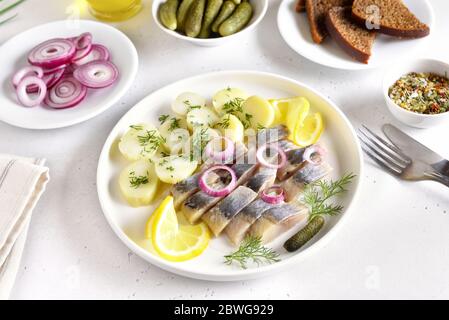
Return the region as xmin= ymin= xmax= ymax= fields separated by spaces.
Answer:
xmin=383 ymin=58 xmax=449 ymax=129
xmin=152 ymin=0 xmax=268 ymax=47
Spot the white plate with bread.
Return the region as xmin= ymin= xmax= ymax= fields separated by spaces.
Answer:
xmin=277 ymin=0 xmax=434 ymax=70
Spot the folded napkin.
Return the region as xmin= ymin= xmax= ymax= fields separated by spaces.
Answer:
xmin=0 ymin=155 xmax=49 ymax=300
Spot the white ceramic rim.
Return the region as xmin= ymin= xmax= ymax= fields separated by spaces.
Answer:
xmin=383 ymin=58 xmax=449 ymax=119
xmin=151 ymin=0 xmax=268 ymax=44
xmin=0 ymin=20 xmax=139 ymax=130
xmin=277 ymin=0 xmax=435 ymax=71
xmin=97 ymin=70 xmax=364 ymax=281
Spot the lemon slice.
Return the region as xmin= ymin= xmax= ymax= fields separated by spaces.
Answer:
xmin=293 ymin=112 xmax=324 ymax=147
xmin=269 ymin=97 xmax=302 ymax=126
xmin=149 ymin=196 xmax=210 ymax=262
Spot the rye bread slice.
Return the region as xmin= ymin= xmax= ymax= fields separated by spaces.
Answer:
xmin=352 ymin=0 xmax=430 ymax=38
xmin=306 ymin=0 xmax=355 ymax=44
xmin=296 ymin=0 xmax=306 ymax=12
xmin=325 ymin=6 xmax=376 ymax=63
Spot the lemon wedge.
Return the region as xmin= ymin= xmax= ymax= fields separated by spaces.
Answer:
xmin=293 ymin=112 xmax=324 ymax=147
xmin=269 ymin=98 xmax=295 ymax=125
xmin=149 ymin=196 xmax=210 ymax=262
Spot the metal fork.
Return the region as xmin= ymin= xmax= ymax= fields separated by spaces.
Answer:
xmin=358 ymin=125 xmax=449 ymax=188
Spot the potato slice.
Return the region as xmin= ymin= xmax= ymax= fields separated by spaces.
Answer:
xmin=155 ymin=155 xmax=198 ymax=184
xmin=212 ymin=88 xmax=249 ymax=115
xmin=186 ymin=107 xmax=219 ymax=130
xmin=119 ymin=160 xmax=159 ymax=207
xmin=172 ymin=92 xmax=206 ymax=116
xmin=119 ymin=124 xmax=164 ymax=161
xmin=241 ymin=96 xmax=275 ymax=130
xmin=215 ymin=114 xmax=244 ymax=143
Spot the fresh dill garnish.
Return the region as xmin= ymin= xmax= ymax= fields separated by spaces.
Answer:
xmin=183 ymin=100 xmax=202 ymax=111
xmin=303 ymin=173 xmax=356 ymax=221
xmin=166 ymin=166 xmax=175 ymax=172
xmin=168 ymin=117 xmax=181 ymax=132
xmin=130 ymin=124 xmax=143 ymax=130
xmin=160 ymin=151 xmax=170 ymax=157
xmin=190 ymin=127 xmax=210 ymax=161
xmin=224 ymin=236 xmax=280 ymax=269
xmin=216 ymin=115 xmax=231 ymax=129
xmin=128 ymin=171 xmax=149 ymax=189
xmin=257 ymin=123 xmax=266 ymax=130
xmin=158 ymin=114 xmax=170 ymax=125
xmin=138 ymin=130 xmax=165 ymax=154
xmin=222 ymin=97 xmax=244 ymax=114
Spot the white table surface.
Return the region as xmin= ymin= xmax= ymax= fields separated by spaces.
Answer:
xmin=1 ymin=0 xmax=449 ymax=300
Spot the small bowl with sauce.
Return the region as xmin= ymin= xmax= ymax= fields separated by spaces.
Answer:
xmin=383 ymin=58 xmax=449 ymax=128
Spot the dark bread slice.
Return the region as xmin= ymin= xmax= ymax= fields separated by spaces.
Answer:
xmin=352 ymin=0 xmax=430 ymax=38
xmin=306 ymin=0 xmax=354 ymax=44
xmin=325 ymin=6 xmax=376 ymax=63
xmin=296 ymin=0 xmax=306 ymax=12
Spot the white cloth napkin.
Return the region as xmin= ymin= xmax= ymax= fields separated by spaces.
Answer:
xmin=0 ymin=155 xmax=49 ymax=300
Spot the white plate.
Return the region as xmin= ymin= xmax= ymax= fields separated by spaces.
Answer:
xmin=97 ymin=71 xmax=363 ymax=281
xmin=277 ymin=0 xmax=434 ymax=70
xmin=0 ymin=20 xmax=138 ymax=129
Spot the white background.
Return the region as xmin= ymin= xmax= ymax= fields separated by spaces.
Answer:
xmin=1 ymin=0 xmax=448 ymax=299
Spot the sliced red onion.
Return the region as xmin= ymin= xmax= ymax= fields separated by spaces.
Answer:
xmin=27 ymin=68 xmax=65 ymax=93
xmin=73 ymin=60 xmax=118 ymax=89
xmin=16 ymin=76 xmax=47 ymax=107
xmin=28 ymin=38 xmax=76 ymax=69
xmin=261 ymin=186 xmax=285 ymax=204
xmin=12 ymin=66 xmax=43 ymax=87
xmin=199 ymin=165 xmax=237 ymax=197
xmin=256 ymin=143 xmax=287 ymax=169
xmin=73 ymin=44 xmax=110 ymax=66
xmin=205 ymin=137 xmax=235 ymax=164
xmin=44 ymin=75 xmax=87 ymax=109
xmin=303 ymin=145 xmax=326 ymax=165
xmin=70 ymin=33 xmax=92 ymax=50
xmin=42 ymin=64 xmax=67 ymax=75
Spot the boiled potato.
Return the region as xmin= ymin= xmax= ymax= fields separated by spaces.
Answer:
xmin=119 ymin=160 xmax=160 ymax=207
xmin=164 ymin=128 xmax=191 ymax=155
xmin=155 ymin=155 xmax=198 ymax=184
xmin=241 ymin=96 xmax=275 ymax=130
xmin=172 ymin=92 xmax=206 ymax=116
xmin=212 ymin=88 xmax=249 ymax=115
xmin=186 ymin=107 xmax=219 ymax=130
xmin=119 ymin=124 xmax=164 ymax=161
xmin=215 ymin=114 xmax=244 ymax=143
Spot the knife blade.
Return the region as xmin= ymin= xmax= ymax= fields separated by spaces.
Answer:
xmin=382 ymin=124 xmax=448 ymax=171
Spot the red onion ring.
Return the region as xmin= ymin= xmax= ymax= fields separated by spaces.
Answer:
xmin=73 ymin=44 xmax=110 ymax=66
xmin=303 ymin=145 xmax=326 ymax=165
xmin=26 ymin=68 xmax=65 ymax=93
xmin=73 ymin=60 xmax=119 ymax=89
xmin=12 ymin=66 xmax=43 ymax=88
xmin=44 ymin=75 xmax=87 ymax=109
xmin=199 ymin=165 xmax=237 ymax=197
xmin=43 ymin=64 xmax=67 ymax=75
xmin=261 ymin=185 xmax=285 ymax=204
xmin=205 ymin=137 xmax=235 ymax=164
xmin=16 ymin=76 xmax=47 ymax=107
xmin=28 ymin=38 xmax=76 ymax=69
xmin=256 ymin=143 xmax=287 ymax=169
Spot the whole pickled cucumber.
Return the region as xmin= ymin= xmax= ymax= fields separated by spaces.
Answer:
xmin=283 ymin=216 xmax=325 ymax=252
xmin=211 ymin=1 xmax=236 ymax=33
xmin=218 ymin=1 xmax=253 ymax=37
xmin=159 ymin=0 xmax=180 ymax=31
xmin=199 ymin=0 xmax=223 ymax=38
xmin=177 ymin=0 xmax=195 ymax=31
xmin=184 ymin=0 xmax=206 ymax=38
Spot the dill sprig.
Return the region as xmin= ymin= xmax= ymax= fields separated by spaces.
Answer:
xmin=128 ymin=171 xmax=149 ymax=189
xmin=168 ymin=117 xmax=181 ymax=132
xmin=222 ymin=97 xmax=244 ymax=114
xmin=303 ymin=173 xmax=355 ymax=221
xmin=158 ymin=114 xmax=169 ymax=125
xmin=215 ymin=115 xmax=231 ymax=129
xmin=224 ymin=236 xmax=280 ymax=269
xmin=190 ymin=127 xmax=210 ymax=161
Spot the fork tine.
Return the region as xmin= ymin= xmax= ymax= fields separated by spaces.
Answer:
xmin=361 ymin=145 xmax=402 ymax=176
xmin=358 ymin=130 xmax=407 ymax=169
xmin=358 ymin=134 xmax=406 ymax=171
xmin=360 ymin=125 xmax=410 ymax=164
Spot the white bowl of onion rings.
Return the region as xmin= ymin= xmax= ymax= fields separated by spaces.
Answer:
xmin=0 ymin=20 xmax=138 ymax=129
